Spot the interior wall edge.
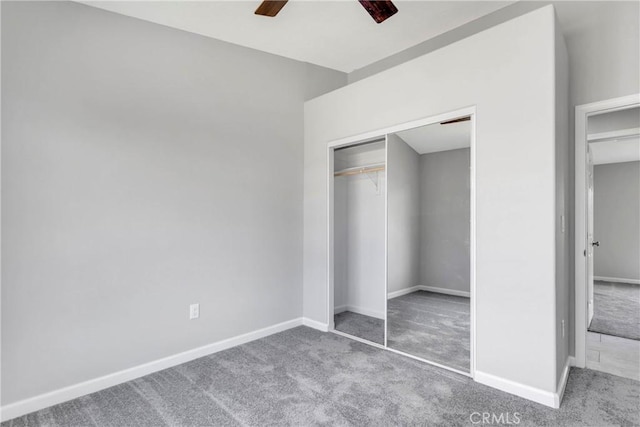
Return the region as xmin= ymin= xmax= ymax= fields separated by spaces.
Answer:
xmin=301 ymin=318 xmax=330 ymax=332
xmin=555 ymin=357 xmax=572 ymax=408
xmin=553 ymin=7 xmax=571 ymax=390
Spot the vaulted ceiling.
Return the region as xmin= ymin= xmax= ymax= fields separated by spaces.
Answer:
xmin=79 ymin=1 xmax=514 ymax=72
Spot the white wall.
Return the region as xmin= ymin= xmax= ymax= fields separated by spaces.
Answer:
xmin=1 ymin=1 xmax=346 ymax=406
xmin=593 ymin=161 xmax=640 ymax=282
xmin=337 ymin=173 xmax=386 ymax=318
xmin=419 ymin=148 xmax=470 ymax=294
xmin=304 ymin=6 xmax=567 ymax=399
xmin=346 ymin=1 xmax=640 ymax=360
xmin=349 ymin=1 xmax=639 ymax=100
xmin=560 ymin=1 xmax=640 ymax=107
xmin=387 ymin=134 xmax=420 ymax=295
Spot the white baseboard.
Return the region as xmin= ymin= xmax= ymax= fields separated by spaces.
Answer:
xmin=474 ymin=370 xmax=560 ymax=408
xmin=302 ymin=317 xmax=329 ymax=332
xmin=555 ymin=358 xmax=571 ymax=408
xmin=333 ymin=305 xmax=384 ymax=319
xmin=420 ymin=285 xmax=470 ymax=298
xmin=334 ymin=304 xmax=347 ymax=314
xmin=387 ymin=286 xmax=422 ymax=299
xmin=594 ymin=276 xmax=640 ymax=285
xmin=568 ymin=356 xmax=576 ymax=367
xmin=0 ymin=317 xmax=304 ymax=422
xmin=388 ymin=285 xmax=470 ymax=299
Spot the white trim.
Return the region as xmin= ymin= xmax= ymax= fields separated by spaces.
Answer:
xmin=474 ymin=371 xmax=560 ymax=409
xmin=384 ymin=136 xmax=389 ymax=348
xmin=594 ymin=276 xmax=640 ymax=285
xmin=470 ymin=110 xmax=477 ymax=379
xmin=327 ymin=107 xmax=476 ymax=150
xmin=387 ymin=285 xmax=470 ymax=299
xmin=302 ymin=317 xmax=329 ymax=332
xmin=327 ymin=138 xmax=335 ymax=333
xmin=333 ymin=305 xmax=384 ymax=320
xmin=387 ymin=286 xmax=422 ymax=299
xmin=421 ymin=285 xmax=471 ymax=298
xmin=0 ymin=318 xmax=304 ymax=422
xmin=333 ymin=304 xmax=348 ymax=314
xmin=326 ymin=107 xmax=476 ymax=387
xmin=555 ymin=358 xmax=571 ymax=408
xmin=327 ymin=107 xmax=477 ymax=376
xmin=574 ymin=94 xmax=640 ymax=369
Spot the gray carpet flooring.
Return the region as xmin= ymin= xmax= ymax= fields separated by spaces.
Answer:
xmin=3 ymin=326 xmax=639 ymax=427
xmin=387 ymin=291 xmax=470 ymax=372
xmin=589 ymin=280 xmax=640 ymax=340
xmin=334 ymin=311 xmax=384 ymax=345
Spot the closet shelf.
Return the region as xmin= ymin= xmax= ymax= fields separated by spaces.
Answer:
xmin=588 ymin=127 xmax=640 ymax=143
xmin=334 ymin=163 xmax=385 ymax=177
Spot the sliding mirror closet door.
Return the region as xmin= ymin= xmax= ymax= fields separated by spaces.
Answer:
xmin=333 ymin=140 xmax=386 ymax=345
xmin=387 ymin=118 xmax=471 ymax=372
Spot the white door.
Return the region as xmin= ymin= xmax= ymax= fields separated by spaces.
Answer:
xmin=587 ymin=145 xmax=595 ymax=325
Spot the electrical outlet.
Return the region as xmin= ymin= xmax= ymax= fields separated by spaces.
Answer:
xmin=561 ymin=319 xmax=565 ymax=338
xmin=189 ymin=303 xmax=199 ymax=320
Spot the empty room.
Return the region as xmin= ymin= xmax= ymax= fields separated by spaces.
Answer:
xmin=1 ymin=1 xmax=639 ymax=426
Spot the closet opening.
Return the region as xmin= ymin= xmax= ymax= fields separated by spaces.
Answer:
xmin=327 ymin=107 xmax=476 ymax=377
xmin=331 ymin=139 xmax=387 ymax=345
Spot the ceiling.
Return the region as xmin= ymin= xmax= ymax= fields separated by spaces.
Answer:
xmin=79 ymin=1 xmax=514 ymax=72
xmin=396 ymin=120 xmax=470 ymax=155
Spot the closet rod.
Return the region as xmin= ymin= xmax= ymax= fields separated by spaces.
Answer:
xmin=334 ymin=164 xmax=385 ymax=177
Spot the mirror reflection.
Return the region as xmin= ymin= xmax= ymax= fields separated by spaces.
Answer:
xmin=333 ymin=140 xmax=386 ymax=345
xmin=387 ymin=118 xmax=471 ymax=371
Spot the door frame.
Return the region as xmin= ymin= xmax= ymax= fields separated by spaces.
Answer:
xmin=573 ymin=93 xmax=640 ymax=368
xmin=326 ymin=105 xmax=477 ymax=378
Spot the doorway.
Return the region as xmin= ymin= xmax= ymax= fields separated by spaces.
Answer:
xmin=575 ymin=94 xmax=640 ymax=380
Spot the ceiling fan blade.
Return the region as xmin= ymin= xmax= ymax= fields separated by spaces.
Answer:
xmin=358 ymin=0 xmax=398 ymax=24
xmin=255 ymin=0 xmax=288 ymax=17
xmin=440 ymin=117 xmax=471 ymax=125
